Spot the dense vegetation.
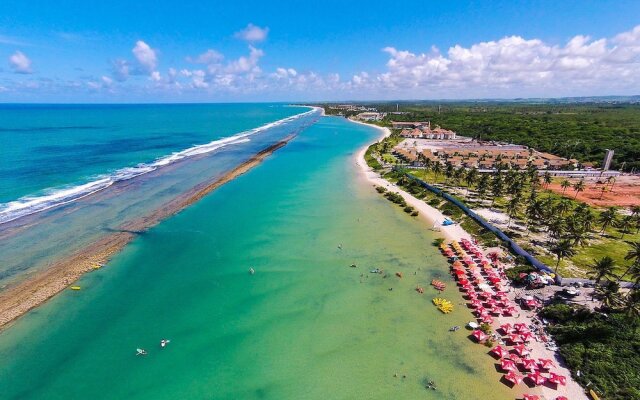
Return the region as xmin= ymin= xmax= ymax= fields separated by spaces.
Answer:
xmin=325 ymin=102 xmax=640 ymax=171
xmin=541 ymin=302 xmax=640 ymax=400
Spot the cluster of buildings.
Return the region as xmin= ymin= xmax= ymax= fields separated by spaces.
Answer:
xmin=393 ymin=140 xmax=583 ymax=171
xmin=393 ymin=121 xmax=457 ymax=140
xmin=354 ymin=112 xmax=387 ymax=121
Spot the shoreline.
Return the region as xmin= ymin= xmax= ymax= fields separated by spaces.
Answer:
xmin=351 ymin=118 xmax=471 ymax=243
xmin=350 ymin=117 xmax=588 ymax=400
xmin=0 ymin=135 xmax=297 ymax=331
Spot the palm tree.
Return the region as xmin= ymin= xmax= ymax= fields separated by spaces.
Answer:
xmin=560 ymin=179 xmax=571 ymax=194
xmin=572 ymin=179 xmax=586 ymax=199
xmin=543 ymin=171 xmax=552 ymax=188
xmin=620 ymin=241 xmax=640 ymax=282
xmin=596 ymin=281 xmax=623 ymax=311
xmin=598 ymin=207 xmax=619 ymax=235
xmin=551 ymin=239 xmax=575 ymax=273
xmin=617 ymin=215 xmax=635 ymax=239
xmin=587 ymin=256 xmax=616 ymax=300
xmin=465 ymin=168 xmax=478 ymax=196
xmin=476 ymin=174 xmax=489 ymax=202
xmin=506 ymin=196 xmax=521 ymax=227
xmin=432 ymin=162 xmax=442 ymax=183
xmin=623 ymin=290 xmax=640 ymax=330
xmin=444 ymin=162 xmax=454 ymax=185
xmin=555 ymin=198 xmax=573 ymax=217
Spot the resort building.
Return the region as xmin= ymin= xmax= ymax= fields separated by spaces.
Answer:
xmin=398 ymin=121 xmax=457 ymax=140
xmin=354 ymin=112 xmax=386 ymax=121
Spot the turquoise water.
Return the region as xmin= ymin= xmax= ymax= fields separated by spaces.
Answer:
xmin=0 ymin=117 xmax=514 ymax=399
xmin=0 ymin=103 xmax=302 ymax=204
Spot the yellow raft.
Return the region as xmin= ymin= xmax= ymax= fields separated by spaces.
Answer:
xmin=432 ymin=297 xmax=454 ymax=314
xmin=70 ymin=286 xmax=81 ymax=290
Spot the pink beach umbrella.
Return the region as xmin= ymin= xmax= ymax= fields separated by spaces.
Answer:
xmin=555 ymin=397 xmax=569 ymax=400
xmin=527 ymin=372 xmax=547 ymax=386
xmin=480 ymin=315 xmax=494 ymax=324
xmin=472 ymin=330 xmax=488 ymax=342
xmin=490 ymin=345 xmax=506 ymax=359
xmin=499 ymin=323 xmax=513 ymax=334
xmin=470 ymin=299 xmax=482 ymax=308
xmin=513 ymin=323 xmax=527 ymax=332
xmin=537 ymin=358 xmax=555 ymax=370
xmin=523 ymin=395 xmax=540 ymax=400
xmin=508 ymin=334 xmax=523 ymax=344
xmin=548 ymin=372 xmax=567 ymax=386
xmin=502 ymin=307 xmax=517 ymax=316
xmin=500 ymin=359 xmax=517 ymax=372
xmin=513 ymin=344 xmax=530 ymax=357
xmin=521 ymin=358 xmax=539 ymax=371
xmin=504 ymin=370 xmax=524 ymax=385
xmin=520 ymin=332 xmax=534 ymax=342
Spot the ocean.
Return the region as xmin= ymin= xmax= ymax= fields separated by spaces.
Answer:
xmin=0 ymin=110 xmax=513 ymax=399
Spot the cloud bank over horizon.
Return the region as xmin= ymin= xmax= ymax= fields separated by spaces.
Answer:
xmin=2 ymin=24 xmax=640 ymax=101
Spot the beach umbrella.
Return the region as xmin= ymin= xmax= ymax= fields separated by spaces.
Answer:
xmin=513 ymin=344 xmax=530 ymax=357
xmin=480 ymin=315 xmax=494 ymax=324
xmin=537 ymin=358 xmax=555 ymax=370
xmin=452 ymin=260 xmax=463 ymax=268
xmin=520 ymin=332 xmax=534 ymax=342
xmin=521 ymin=358 xmax=539 ymax=371
xmin=471 ymin=330 xmax=488 ymax=342
xmin=508 ymin=334 xmax=523 ymax=344
xmin=454 ymin=269 xmax=466 ymax=276
xmin=500 ymin=359 xmax=517 ymax=371
xmin=527 ymin=372 xmax=546 ymax=386
xmin=470 ymin=299 xmax=482 ymax=308
xmin=490 ymin=345 xmax=506 ymax=359
xmin=499 ymin=323 xmax=513 ymax=334
xmin=555 ymin=397 xmax=569 ymax=400
xmin=457 ymin=278 xmax=469 ymax=286
xmin=477 ymin=309 xmax=490 ymax=318
xmin=548 ymin=372 xmax=567 ymax=386
xmin=513 ymin=323 xmax=528 ymax=332
xmin=504 ymin=370 xmax=524 ymax=385
xmin=523 ymin=395 xmax=540 ymax=400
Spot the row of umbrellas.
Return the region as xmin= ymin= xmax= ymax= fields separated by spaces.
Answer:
xmin=442 ymin=240 xmax=569 ymax=400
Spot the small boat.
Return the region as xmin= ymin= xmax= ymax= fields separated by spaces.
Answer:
xmin=70 ymin=286 xmax=81 ymax=290
xmin=449 ymin=326 xmax=460 ymax=332
xmin=249 ymin=267 xmax=255 ymax=275
xmin=160 ymin=339 xmax=170 ymax=348
xmin=432 ymin=297 xmax=454 ymax=313
xmin=136 ymin=348 xmax=147 ymax=356
xmin=416 ymin=286 xmax=424 ymax=294
xmin=370 ymin=268 xmax=381 ymax=274
xmin=350 ymin=264 xmax=357 ymax=268
xmin=395 ymin=272 xmax=403 ymax=278
xmin=431 ymin=279 xmax=446 ymax=291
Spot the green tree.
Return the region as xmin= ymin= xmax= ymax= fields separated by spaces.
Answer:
xmin=551 ymin=239 xmax=575 ymax=273
xmin=617 ymin=215 xmax=635 ymax=239
xmin=560 ymin=179 xmax=571 ymax=194
xmin=573 ymin=179 xmax=586 ymax=199
xmin=598 ymin=207 xmax=619 ymax=235
xmin=587 ymin=256 xmax=617 ymax=300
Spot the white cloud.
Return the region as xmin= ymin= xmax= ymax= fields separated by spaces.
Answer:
xmin=8 ymin=51 xmax=32 ymax=74
xmin=111 ymin=59 xmax=130 ymax=81
xmin=132 ymin=40 xmax=158 ymax=73
xmin=188 ymin=49 xmax=224 ymax=64
xmin=150 ymin=71 xmax=161 ymax=81
xmin=374 ymin=25 xmax=640 ymax=96
xmin=234 ymin=23 xmax=269 ymax=42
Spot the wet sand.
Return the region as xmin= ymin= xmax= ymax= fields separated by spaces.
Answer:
xmin=0 ymin=135 xmax=296 ymax=330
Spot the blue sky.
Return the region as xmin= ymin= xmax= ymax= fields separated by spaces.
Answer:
xmin=1 ymin=0 xmax=639 ymax=102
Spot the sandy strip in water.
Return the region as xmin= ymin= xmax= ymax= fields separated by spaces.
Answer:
xmin=0 ymin=135 xmax=297 ymax=331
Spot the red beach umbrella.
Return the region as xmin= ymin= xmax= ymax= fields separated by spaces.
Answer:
xmin=537 ymin=358 xmax=555 ymax=370
xmin=523 ymin=395 xmax=540 ymax=400
xmin=527 ymin=372 xmax=547 ymax=386
xmin=548 ymin=372 xmax=567 ymax=386
xmin=508 ymin=334 xmax=523 ymax=344
xmin=504 ymin=370 xmax=524 ymax=385
xmin=513 ymin=323 xmax=527 ymax=332
xmin=490 ymin=345 xmax=506 ymax=359
xmin=555 ymin=397 xmax=569 ymax=400
xmin=470 ymin=299 xmax=482 ymax=308
xmin=503 ymin=306 xmax=518 ymax=316
xmin=471 ymin=329 xmax=488 ymax=342
xmin=513 ymin=344 xmax=530 ymax=357
xmin=521 ymin=358 xmax=539 ymax=371
xmin=500 ymin=359 xmax=517 ymax=372
xmin=520 ymin=332 xmax=534 ymax=342
xmin=457 ymin=278 xmax=469 ymax=286
xmin=499 ymin=323 xmax=513 ymax=334
xmin=481 ymin=315 xmax=494 ymax=324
